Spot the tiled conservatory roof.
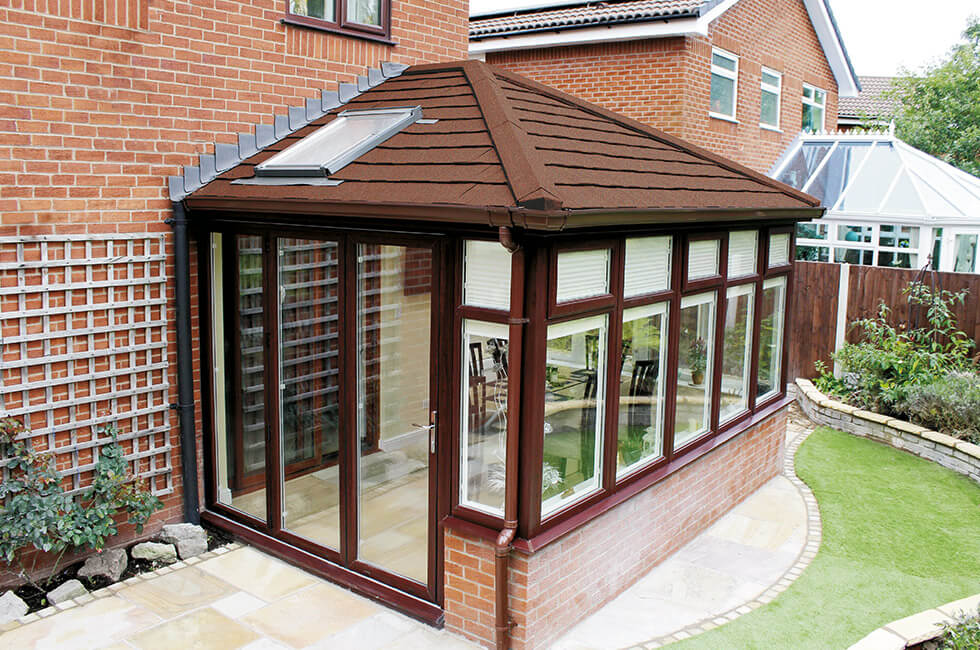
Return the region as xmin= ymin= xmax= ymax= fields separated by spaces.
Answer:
xmin=184 ymin=60 xmax=819 ymax=227
xmin=469 ymin=0 xmax=716 ymax=39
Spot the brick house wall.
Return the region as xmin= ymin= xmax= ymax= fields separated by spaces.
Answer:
xmin=485 ymin=0 xmax=839 ymax=172
xmin=0 ymin=0 xmax=467 ymax=582
xmin=444 ymin=405 xmax=788 ymax=650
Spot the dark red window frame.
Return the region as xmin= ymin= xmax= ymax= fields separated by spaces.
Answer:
xmin=281 ymin=0 xmax=394 ymax=44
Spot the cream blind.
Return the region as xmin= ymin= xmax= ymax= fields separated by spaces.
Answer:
xmin=556 ymin=249 xmax=610 ymax=303
xmin=728 ymin=230 xmax=758 ymax=278
xmin=688 ymin=239 xmax=720 ymax=280
xmin=624 ymin=236 xmax=671 ymax=297
xmin=463 ymin=240 xmax=511 ymax=311
xmin=769 ymin=233 xmax=791 ymax=266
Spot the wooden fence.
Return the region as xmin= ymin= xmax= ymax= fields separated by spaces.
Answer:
xmin=788 ymin=262 xmax=980 ymax=382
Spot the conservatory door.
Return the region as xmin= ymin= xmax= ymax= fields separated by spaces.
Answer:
xmin=940 ymin=230 xmax=980 ymax=274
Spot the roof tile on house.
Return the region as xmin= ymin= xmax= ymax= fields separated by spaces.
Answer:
xmin=186 ymin=60 xmax=819 ymax=225
xmin=469 ymin=0 xmax=715 ymax=39
xmin=838 ymin=76 xmax=899 ymax=121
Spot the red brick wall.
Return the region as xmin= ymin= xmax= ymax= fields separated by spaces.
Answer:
xmin=0 ymin=0 xmax=467 ymax=577
xmin=485 ymin=0 xmax=839 ymax=172
xmin=444 ymin=405 xmax=788 ymax=650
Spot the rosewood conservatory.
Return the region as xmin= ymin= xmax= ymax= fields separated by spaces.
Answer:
xmin=176 ymin=60 xmax=822 ymax=649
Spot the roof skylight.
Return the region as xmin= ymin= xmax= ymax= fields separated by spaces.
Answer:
xmin=255 ymin=106 xmax=422 ymax=178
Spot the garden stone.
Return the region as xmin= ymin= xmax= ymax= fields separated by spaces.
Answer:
xmin=78 ymin=547 xmax=128 ymax=583
xmin=0 ymin=591 xmax=28 ymax=624
xmin=158 ymin=523 xmax=208 ymax=559
xmin=131 ymin=541 xmax=177 ymax=564
xmin=46 ymin=579 xmax=86 ymax=605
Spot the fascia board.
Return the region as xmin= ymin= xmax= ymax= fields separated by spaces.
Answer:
xmin=802 ymin=0 xmax=861 ymax=97
xmin=469 ymin=17 xmax=703 ymax=54
xmin=695 ymin=0 xmax=741 ymax=30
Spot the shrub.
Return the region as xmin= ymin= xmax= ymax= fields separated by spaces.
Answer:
xmin=814 ymin=283 xmax=975 ymax=413
xmin=0 ymin=418 xmax=163 ymax=586
xmin=896 ymin=372 xmax=980 ymax=444
xmin=936 ymin=606 xmax=980 ymax=650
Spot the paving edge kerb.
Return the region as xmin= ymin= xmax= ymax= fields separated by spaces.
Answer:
xmin=795 ymin=378 xmax=980 ymax=485
xmin=848 ymin=593 xmax=980 ymax=650
xmin=0 ymin=543 xmax=245 ymax=634
xmin=633 ymin=413 xmax=824 ymax=649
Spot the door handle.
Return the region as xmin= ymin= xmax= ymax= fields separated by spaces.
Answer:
xmin=411 ymin=410 xmax=438 ymax=454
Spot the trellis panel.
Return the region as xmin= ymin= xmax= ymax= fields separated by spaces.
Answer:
xmin=0 ymin=234 xmax=172 ymax=496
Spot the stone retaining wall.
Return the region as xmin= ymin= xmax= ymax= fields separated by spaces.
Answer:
xmin=849 ymin=593 xmax=980 ymax=649
xmin=795 ymin=378 xmax=980 ymax=484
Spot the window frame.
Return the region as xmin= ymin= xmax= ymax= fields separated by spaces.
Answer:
xmin=760 ymin=67 xmax=782 ymax=131
xmin=282 ymin=0 xmax=393 ymax=44
xmin=709 ymin=47 xmax=740 ymax=122
xmin=802 ymin=83 xmax=827 ymax=132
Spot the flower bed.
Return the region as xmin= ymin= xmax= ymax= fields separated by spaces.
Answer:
xmin=795 ymin=379 xmax=980 ymax=484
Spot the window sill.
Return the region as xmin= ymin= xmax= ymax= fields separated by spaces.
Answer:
xmin=760 ymin=124 xmax=783 ymax=133
xmin=709 ymin=112 xmax=739 ymax=124
xmin=280 ymin=15 xmax=396 ymax=46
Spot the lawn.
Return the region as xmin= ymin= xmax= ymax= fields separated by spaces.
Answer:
xmin=672 ymin=427 xmax=980 ymax=650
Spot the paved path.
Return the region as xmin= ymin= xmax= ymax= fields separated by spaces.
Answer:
xmin=1 ymin=406 xmax=820 ymax=650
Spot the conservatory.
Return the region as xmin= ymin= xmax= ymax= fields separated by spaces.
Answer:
xmin=770 ymin=130 xmax=980 ymax=273
xmin=178 ymin=60 xmax=822 ymax=649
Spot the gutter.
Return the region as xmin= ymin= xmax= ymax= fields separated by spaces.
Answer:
xmin=168 ymin=200 xmax=201 ymax=525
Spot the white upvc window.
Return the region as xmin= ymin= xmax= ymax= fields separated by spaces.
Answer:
xmin=709 ymin=48 xmax=739 ymax=121
xmin=760 ymin=68 xmax=782 ymax=130
xmin=802 ymin=84 xmax=826 ymax=132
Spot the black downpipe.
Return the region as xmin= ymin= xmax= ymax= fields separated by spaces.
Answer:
xmin=170 ymin=201 xmax=201 ymax=524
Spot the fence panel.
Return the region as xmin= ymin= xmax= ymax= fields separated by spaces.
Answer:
xmin=788 ymin=261 xmax=840 ymax=381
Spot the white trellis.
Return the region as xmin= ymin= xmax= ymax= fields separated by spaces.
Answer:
xmin=0 ymin=234 xmax=173 ymax=496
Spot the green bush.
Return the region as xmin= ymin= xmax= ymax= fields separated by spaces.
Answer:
xmin=0 ymin=418 xmax=163 ymax=586
xmin=814 ymin=283 xmax=975 ymax=413
xmin=937 ymin=606 xmax=980 ymax=650
xmin=896 ymin=373 xmax=980 ymax=444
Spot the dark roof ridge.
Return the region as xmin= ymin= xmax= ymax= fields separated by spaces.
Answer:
xmin=490 ymin=66 xmax=820 ymax=208
xmin=462 ymin=60 xmax=563 ymax=211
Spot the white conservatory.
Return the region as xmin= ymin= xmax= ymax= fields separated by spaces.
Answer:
xmin=770 ymin=130 xmax=980 ymax=273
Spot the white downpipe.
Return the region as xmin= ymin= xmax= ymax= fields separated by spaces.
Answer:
xmin=833 ymin=263 xmax=850 ymax=378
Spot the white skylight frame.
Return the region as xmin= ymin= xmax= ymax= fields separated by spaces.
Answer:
xmin=255 ymin=105 xmax=422 ymax=177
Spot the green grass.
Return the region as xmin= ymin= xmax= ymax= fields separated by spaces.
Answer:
xmin=672 ymin=427 xmax=980 ymax=650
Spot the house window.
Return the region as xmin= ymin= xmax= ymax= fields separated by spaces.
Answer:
xmin=768 ymin=233 xmax=791 ymax=267
xmin=675 ymin=292 xmax=716 ymax=449
xmin=624 ymin=236 xmax=671 ymax=297
xmin=464 ymin=240 xmax=511 ymax=311
xmin=556 ymin=249 xmax=611 ymax=303
xmin=688 ymin=238 xmax=721 ymax=281
xmin=760 ymin=68 xmax=782 ymax=130
xmin=618 ymin=302 xmax=668 ymax=477
xmin=720 ymin=284 xmax=754 ymax=423
xmin=285 ymin=0 xmax=389 ymax=40
xmin=728 ymin=230 xmax=758 ymax=278
xmin=802 ymin=84 xmax=826 ymax=132
xmin=710 ymin=48 xmax=739 ymax=121
xmin=757 ymin=277 xmax=787 ymax=401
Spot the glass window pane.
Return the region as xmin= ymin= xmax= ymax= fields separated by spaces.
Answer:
xmin=769 ymin=233 xmax=790 ymax=266
xmin=460 ymin=320 xmax=509 ymax=516
xmin=797 ymin=245 xmax=830 ymax=262
xmin=954 ymin=234 xmax=978 ymax=273
xmin=802 ymin=103 xmax=824 ymax=132
xmin=878 ymin=251 xmax=918 ymax=269
xmin=837 ymin=224 xmax=872 ymax=243
xmin=720 ymin=285 xmax=754 ymax=423
xmin=757 ymin=277 xmax=786 ymax=401
xmin=775 ymin=143 xmax=832 ymax=191
xmin=618 ymin=303 xmax=667 ymax=476
xmin=279 ymin=239 xmax=340 ymax=549
xmin=710 ymin=74 xmax=736 ymax=117
xmin=624 ymin=236 xmax=671 ymax=297
xmin=213 ymin=233 xmax=268 ymax=522
xmin=796 ymin=223 xmax=828 ymax=240
xmin=834 ymin=248 xmax=874 ymax=265
xmin=761 ymin=70 xmax=780 ymax=87
xmin=688 ymin=239 xmax=720 ymax=280
xmin=542 ymin=316 xmax=607 ymax=516
xmin=348 ymin=0 xmax=381 ymax=25
xmin=290 ymin=0 xmax=334 ymax=20
xmin=712 ymin=52 xmax=736 ymax=72
xmin=836 ymin=144 xmax=902 ymax=213
xmin=881 ymin=171 xmax=926 ymax=215
xmin=879 ymin=225 xmax=919 ymax=249
xmin=760 ymin=89 xmax=779 ymax=127
xmin=728 ymin=230 xmax=758 ymax=278
xmin=556 ymin=249 xmax=610 ymax=303
xmin=464 ymin=240 xmax=511 ymax=311
xmin=805 ymin=143 xmax=872 ymax=207
xmin=675 ymin=292 xmax=716 ymax=449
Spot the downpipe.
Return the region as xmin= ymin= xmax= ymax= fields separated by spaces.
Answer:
xmin=168 ymin=201 xmax=201 ymax=524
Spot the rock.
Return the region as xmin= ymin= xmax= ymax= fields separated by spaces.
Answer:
xmin=131 ymin=541 xmax=177 ymax=564
xmin=0 ymin=591 xmax=28 ymax=623
xmin=158 ymin=523 xmax=208 ymax=560
xmin=77 ymin=547 xmax=128 ymax=583
xmin=46 ymin=579 xmax=86 ymax=605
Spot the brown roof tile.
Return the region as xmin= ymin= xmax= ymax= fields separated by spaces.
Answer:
xmin=839 ymin=76 xmax=899 ymax=121
xmin=186 ymin=60 xmax=820 ymax=229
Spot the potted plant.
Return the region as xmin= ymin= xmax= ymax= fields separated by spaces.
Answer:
xmin=688 ymin=337 xmax=708 ymax=385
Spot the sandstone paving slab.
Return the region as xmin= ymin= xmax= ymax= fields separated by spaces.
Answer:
xmin=241 ymin=582 xmax=380 ymax=647
xmin=210 ymin=590 xmax=268 ymax=619
xmin=306 ymin=610 xmax=422 ymax=649
xmin=128 ymin=607 xmax=260 ymax=650
xmin=0 ymin=595 xmax=161 ymax=649
xmin=116 ymin=566 xmax=236 ymax=618
xmin=195 ymin=546 xmax=316 ymax=601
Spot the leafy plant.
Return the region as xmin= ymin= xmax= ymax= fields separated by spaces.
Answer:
xmin=0 ymin=419 xmax=163 ymax=588
xmin=896 ymin=372 xmax=980 ymax=444
xmin=936 ymin=606 xmax=980 ymax=650
xmin=687 ymin=337 xmax=708 ymax=377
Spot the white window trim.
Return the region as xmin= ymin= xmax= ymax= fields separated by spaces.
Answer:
xmin=709 ymin=48 xmax=739 ymax=122
xmin=759 ymin=67 xmax=782 ymax=131
xmin=802 ymin=83 xmax=827 ymax=132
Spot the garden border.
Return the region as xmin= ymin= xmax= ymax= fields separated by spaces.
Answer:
xmin=795 ymin=378 xmax=980 ymax=485
xmin=849 ymin=593 xmax=980 ymax=650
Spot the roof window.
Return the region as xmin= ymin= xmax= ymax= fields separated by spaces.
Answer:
xmin=255 ymin=106 xmax=422 ymax=177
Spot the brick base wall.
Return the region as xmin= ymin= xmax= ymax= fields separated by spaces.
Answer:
xmin=444 ymin=404 xmax=788 ymax=649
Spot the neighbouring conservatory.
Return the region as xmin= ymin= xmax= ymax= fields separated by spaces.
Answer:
xmin=178 ymin=60 xmax=823 ymax=650
xmin=771 ymin=130 xmax=980 ymax=273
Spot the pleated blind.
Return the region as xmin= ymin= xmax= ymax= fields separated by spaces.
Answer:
xmin=463 ymin=240 xmax=511 ymax=311
xmin=687 ymin=239 xmax=720 ymax=280
xmin=769 ymin=233 xmax=791 ymax=266
xmin=556 ymin=249 xmax=610 ymax=303
xmin=728 ymin=230 xmax=758 ymax=278
xmin=624 ymin=236 xmax=671 ymax=297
